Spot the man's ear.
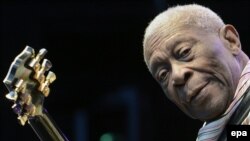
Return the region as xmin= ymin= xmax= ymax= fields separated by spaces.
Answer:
xmin=219 ymin=24 xmax=241 ymax=56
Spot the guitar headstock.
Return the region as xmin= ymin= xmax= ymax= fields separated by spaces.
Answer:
xmin=3 ymin=46 xmax=56 ymax=126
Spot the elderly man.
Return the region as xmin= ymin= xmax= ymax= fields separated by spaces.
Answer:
xmin=143 ymin=4 xmax=250 ymax=141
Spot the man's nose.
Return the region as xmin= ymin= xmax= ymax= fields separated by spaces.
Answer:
xmin=171 ymin=64 xmax=192 ymax=86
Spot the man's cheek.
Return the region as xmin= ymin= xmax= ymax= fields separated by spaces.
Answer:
xmin=164 ymin=90 xmax=178 ymax=103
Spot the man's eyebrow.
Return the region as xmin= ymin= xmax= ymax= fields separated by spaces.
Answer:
xmin=149 ymin=56 xmax=166 ymax=75
xmin=148 ymin=42 xmax=182 ymax=74
xmin=148 ymin=37 xmax=195 ymax=74
xmin=168 ymin=37 xmax=195 ymax=50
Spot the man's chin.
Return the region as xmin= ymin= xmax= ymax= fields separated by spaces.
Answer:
xmin=185 ymin=97 xmax=229 ymax=121
xmin=188 ymin=110 xmax=225 ymax=122
xmin=184 ymin=106 xmax=226 ymax=121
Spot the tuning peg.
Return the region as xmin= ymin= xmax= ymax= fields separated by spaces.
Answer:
xmin=14 ymin=79 xmax=24 ymax=92
xmin=29 ymin=48 xmax=48 ymax=70
xmin=13 ymin=102 xmax=36 ymax=126
xmin=5 ymin=91 xmax=18 ymax=101
xmin=18 ymin=114 xmax=28 ymax=126
xmin=14 ymin=102 xmax=36 ymax=126
xmin=34 ymin=59 xmax=52 ymax=83
xmin=6 ymin=79 xmax=24 ymax=101
xmin=42 ymin=59 xmax=52 ymax=71
xmin=46 ymin=71 xmax=56 ymax=84
xmin=39 ymin=71 xmax=56 ymax=97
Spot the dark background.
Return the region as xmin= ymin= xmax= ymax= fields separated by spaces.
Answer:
xmin=1 ymin=0 xmax=250 ymax=141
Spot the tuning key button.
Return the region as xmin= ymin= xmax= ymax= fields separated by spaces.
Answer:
xmin=28 ymin=48 xmax=48 ymax=70
xmin=6 ymin=78 xmax=26 ymax=101
xmin=5 ymin=91 xmax=18 ymax=101
xmin=46 ymin=71 xmax=56 ymax=84
xmin=34 ymin=59 xmax=53 ymax=83
xmin=18 ymin=115 xmax=28 ymax=126
xmin=39 ymin=71 xmax=56 ymax=97
xmin=37 ymin=48 xmax=48 ymax=60
xmin=42 ymin=59 xmax=52 ymax=71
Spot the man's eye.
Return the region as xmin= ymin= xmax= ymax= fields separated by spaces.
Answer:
xmin=178 ymin=48 xmax=191 ymax=59
xmin=158 ymin=69 xmax=168 ymax=82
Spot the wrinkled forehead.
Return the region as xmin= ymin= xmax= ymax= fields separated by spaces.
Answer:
xmin=143 ymin=24 xmax=215 ymax=65
xmin=143 ymin=25 xmax=192 ymax=66
xmin=143 ymin=25 xmax=176 ymax=64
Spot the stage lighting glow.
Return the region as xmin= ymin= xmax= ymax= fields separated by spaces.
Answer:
xmin=100 ymin=133 xmax=114 ymax=141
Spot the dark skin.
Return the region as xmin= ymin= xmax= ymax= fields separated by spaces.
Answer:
xmin=144 ymin=24 xmax=246 ymax=121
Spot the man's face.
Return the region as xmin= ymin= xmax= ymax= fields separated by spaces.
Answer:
xmin=144 ymin=26 xmax=241 ymax=121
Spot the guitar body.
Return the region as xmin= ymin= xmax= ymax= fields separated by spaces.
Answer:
xmin=3 ymin=46 xmax=69 ymax=141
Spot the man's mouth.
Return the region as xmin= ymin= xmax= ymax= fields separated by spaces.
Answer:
xmin=187 ymin=81 xmax=210 ymax=103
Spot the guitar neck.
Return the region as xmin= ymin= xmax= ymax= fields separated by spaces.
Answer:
xmin=28 ymin=109 xmax=69 ymax=141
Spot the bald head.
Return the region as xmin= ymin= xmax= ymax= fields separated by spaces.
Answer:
xmin=143 ymin=4 xmax=225 ymax=65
